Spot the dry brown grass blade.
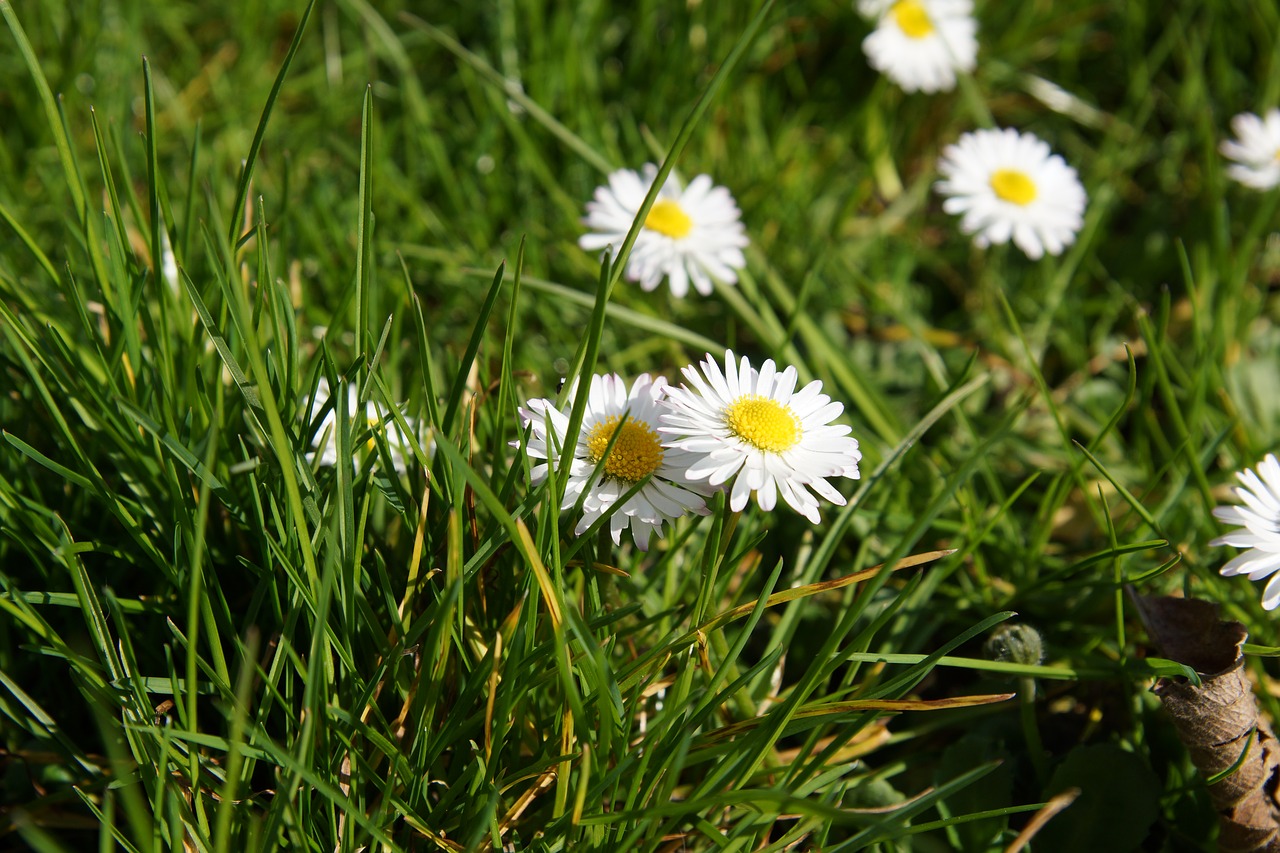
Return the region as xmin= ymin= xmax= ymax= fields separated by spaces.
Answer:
xmin=1004 ymin=788 xmax=1080 ymax=853
xmin=696 ymin=548 xmax=957 ymax=635
xmin=772 ymin=723 xmax=893 ymax=767
xmin=402 ymin=815 xmax=467 ymax=851
xmin=517 ymin=517 xmax=563 ymax=628
xmin=499 ymin=765 xmax=558 ymax=835
xmin=698 ymin=693 xmax=1014 ymax=743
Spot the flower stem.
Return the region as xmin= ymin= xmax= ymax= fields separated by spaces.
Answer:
xmin=1020 ymin=675 xmax=1049 ymax=783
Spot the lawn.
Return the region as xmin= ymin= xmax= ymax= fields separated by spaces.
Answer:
xmin=1 ymin=1 xmax=1279 ymax=850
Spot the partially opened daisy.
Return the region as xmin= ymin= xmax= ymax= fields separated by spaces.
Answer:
xmin=659 ymin=350 xmax=861 ymax=523
xmin=304 ymin=377 xmax=425 ymax=474
xmin=1220 ymin=109 xmax=1280 ymax=190
xmin=935 ymin=127 xmax=1087 ymax=260
xmin=517 ymin=373 xmax=709 ymax=550
xmin=578 ymin=164 xmax=749 ymax=298
xmin=1210 ymin=453 xmax=1280 ymax=609
xmin=858 ymin=0 xmax=978 ymax=94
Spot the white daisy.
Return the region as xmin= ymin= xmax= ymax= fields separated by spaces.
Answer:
xmin=1210 ymin=453 xmax=1280 ymax=610
xmin=304 ymin=377 xmax=424 ymax=474
xmin=858 ymin=0 xmax=978 ymax=94
xmin=1220 ymin=109 xmax=1280 ymax=190
xmin=935 ymin=127 xmax=1087 ymax=260
xmin=659 ymin=350 xmax=861 ymax=523
xmin=517 ymin=373 xmax=710 ymax=550
xmin=578 ymin=164 xmax=749 ymax=298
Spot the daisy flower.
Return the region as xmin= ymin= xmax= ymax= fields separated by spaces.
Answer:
xmin=517 ymin=373 xmax=709 ymax=550
xmin=1210 ymin=453 xmax=1280 ymax=609
xmin=1220 ymin=109 xmax=1280 ymax=190
xmin=659 ymin=350 xmax=862 ymax=523
xmin=935 ymin=127 xmax=1087 ymax=260
xmin=304 ymin=377 xmax=424 ymax=474
xmin=578 ymin=164 xmax=749 ymax=298
xmin=858 ymin=0 xmax=978 ymax=94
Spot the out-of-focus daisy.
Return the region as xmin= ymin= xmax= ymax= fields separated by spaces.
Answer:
xmin=1211 ymin=453 xmax=1280 ymax=609
xmin=578 ymin=164 xmax=749 ymax=298
xmin=304 ymin=377 xmax=424 ymax=474
xmin=517 ymin=373 xmax=709 ymax=550
xmin=1220 ymin=109 xmax=1280 ymax=190
xmin=857 ymin=0 xmax=978 ymax=94
xmin=935 ymin=127 xmax=1087 ymax=260
xmin=659 ymin=350 xmax=861 ymax=523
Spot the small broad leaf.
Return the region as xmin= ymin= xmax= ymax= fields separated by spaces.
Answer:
xmin=1034 ymin=743 xmax=1160 ymax=853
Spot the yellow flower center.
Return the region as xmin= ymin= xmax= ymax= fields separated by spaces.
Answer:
xmin=586 ymin=416 xmax=665 ymax=484
xmin=724 ymin=395 xmax=801 ymax=453
xmin=644 ymin=198 xmax=694 ymax=239
xmin=989 ymin=169 xmax=1038 ymax=206
xmin=891 ymin=0 xmax=934 ymax=39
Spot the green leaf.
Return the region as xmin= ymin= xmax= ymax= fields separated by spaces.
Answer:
xmin=1035 ymin=744 xmax=1160 ymax=853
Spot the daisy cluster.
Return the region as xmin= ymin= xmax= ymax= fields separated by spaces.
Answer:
xmin=563 ymin=5 xmax=1280 ymax=585
xmin=517 ymin=350 xmax=861 ymax=551
xmin=849 ymin=1 xmax=1276 ymax=263
xmin=845 ymin=1 xmax=1091 ymax=259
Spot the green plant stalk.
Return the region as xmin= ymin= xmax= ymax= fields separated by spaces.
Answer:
xmin=0 ymin=0 xmax=113 ymax=299
xmin=219 ymin=242 xmax=320 ymax=594
xmin=212 ymin=629 xmax=261 ymax=853
xmin=183 ymin=410 xmax=221 ymax=814
xmin=1020 ymin=675 xmax=1049 ymax=784
xmin=354 ymin=85 xmax=375 ymax=359
xmin=1135 ymin=308 xmax=1216 ymax=508
xmin=955 ymin=67 xmax=996 ymax=129
xmin=226 ymin=0 xmax=317 ymax=244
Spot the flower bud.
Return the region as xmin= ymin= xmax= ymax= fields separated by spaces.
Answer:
xmin=984 ymin=624 xmax=1045 ymax=666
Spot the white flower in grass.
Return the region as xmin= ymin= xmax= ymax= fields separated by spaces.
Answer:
xmin=578 ymin=164 xmax=749 ymax=298
xmin=858 ymin=0 xmax=978 ymax=94
xmin=659 ymin=350 xmax=861 ymax=523
xmin=304 ymin=378 xmax=424 ymax=474
xmin=1221 ymin=109 xmax=1280 ymax=190
xmin=1211 ymin=453 xmax=1280 ymax=610
xmin=935 ymin=128 xmax=1087 ymax=260
xmin=517 ymin=373 xmax=710 ymax=550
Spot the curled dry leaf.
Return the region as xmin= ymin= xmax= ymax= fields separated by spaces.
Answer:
xmin=1134 ymin=594 xmax=1280 ymax=853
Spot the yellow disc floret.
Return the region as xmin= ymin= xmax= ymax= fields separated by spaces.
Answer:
xmin=989 ymin=169 xmax=1038 ymax=206
xmin=586 ymin=416 xmax=665 ymax=484
xmin=644 ymin=198 xmax=694 ymax=239
xmin=365 ymin=413 xmax=382 ymax=452
xmin=891 ymin=0 xmax=934 ymax=39
xmin=724 ymin=395 xmax=801 ymax=453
